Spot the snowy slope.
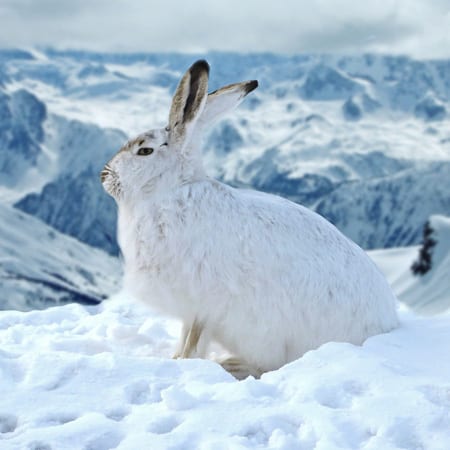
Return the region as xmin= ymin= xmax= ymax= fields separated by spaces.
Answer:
xmin=0 ymin=295 xmax=449 ymax=450
xmin=0 ymin=77 xmax=125 ymax=255
xmin=0 ymin=204 xmax=120 ymax=311
xmin=370 ymin=214 xmax=450 ymax=315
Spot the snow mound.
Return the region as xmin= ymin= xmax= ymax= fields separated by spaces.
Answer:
xmin=1 ymin=295 xmax=449 ymax=449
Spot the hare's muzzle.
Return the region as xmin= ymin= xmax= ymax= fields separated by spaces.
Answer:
xmin=100 ymin=165 xmax=113 ymax=183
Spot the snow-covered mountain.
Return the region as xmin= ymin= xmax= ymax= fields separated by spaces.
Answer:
xmin=316 ymin=162 xmax=450 ymax=248
xmin=0 ymin=88 xmax=46 ymax=191
xmin=14 ymin=114 xmax=124 ymax=255
xmin=1 ymin=48 xmax=450 ymax=309
xmin=2 ymin=49 xmax=449 ymax=254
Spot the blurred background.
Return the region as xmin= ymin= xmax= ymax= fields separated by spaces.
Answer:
xmin=0 ymin=0 xmax=449 ymax=313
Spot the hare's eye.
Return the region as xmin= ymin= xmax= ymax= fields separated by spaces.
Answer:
xmin=137 ymin=147 xmax=154 ymax=156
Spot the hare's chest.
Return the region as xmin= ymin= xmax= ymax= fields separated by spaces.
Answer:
xmin=118 ymin=208 xmax=176 ymax=274
xmin=118 ymin=207 xmax=192 ymax=316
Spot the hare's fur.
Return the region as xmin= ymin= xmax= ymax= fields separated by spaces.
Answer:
xmin=102 ymin=60 xmax=398 ymax=377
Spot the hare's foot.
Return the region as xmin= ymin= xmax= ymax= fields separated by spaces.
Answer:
xmin=216 ymin=356 xmax=263 ymax=380
xmin=172 ymin=319 xmax=207 ymax=359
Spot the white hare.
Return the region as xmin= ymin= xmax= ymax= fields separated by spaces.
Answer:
xmin=101 ymin=60 xmax=398 ymax=379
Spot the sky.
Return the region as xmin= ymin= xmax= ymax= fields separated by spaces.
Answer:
xmin=1 ymin=0 xmax=450 ymax=58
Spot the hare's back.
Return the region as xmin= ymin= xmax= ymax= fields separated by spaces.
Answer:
xmin=237 ymin=187 xmax=355 ymax=257
xmin=198 ymin=185 xmax=398 ymax=363
xmin=232 ymin=187 xmax=394 ymax=300
xmin=181 ymin=181 xmax=392 ymax=303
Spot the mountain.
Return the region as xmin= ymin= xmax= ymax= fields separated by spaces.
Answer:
xmin=0 ymin=88 xmax=46 ymax=189
xmin=315 ymin=162 xmax=450 ymax=249
xmin=14 ymin=114 xmax=124 ymax=255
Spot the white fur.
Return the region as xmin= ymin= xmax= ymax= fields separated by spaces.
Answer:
xmin=102 ymin=60 xmax=398 ymax=376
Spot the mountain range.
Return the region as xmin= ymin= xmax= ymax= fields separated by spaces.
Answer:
xmin=0 ymin=48 xmax=449 ymax=309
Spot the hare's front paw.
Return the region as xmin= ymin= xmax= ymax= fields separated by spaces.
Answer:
xmin=172 ymin=319 xmax=205 ymax=359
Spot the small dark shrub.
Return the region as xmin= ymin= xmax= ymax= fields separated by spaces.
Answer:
xmin=411 ymin=221 xmax=437 ymax=275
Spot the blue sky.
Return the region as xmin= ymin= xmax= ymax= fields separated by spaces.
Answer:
xmin=1 ymin=0 xmax=450 ymax=57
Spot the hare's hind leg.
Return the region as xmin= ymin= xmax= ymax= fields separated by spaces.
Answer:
xmin=173 ymin=319 xmax=207 ymax=359
xmin=217 ymin=356 xmax=263 ymax=380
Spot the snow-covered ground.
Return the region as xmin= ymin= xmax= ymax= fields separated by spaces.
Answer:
xmin=1 ymin=295 xmax=449 ymax=450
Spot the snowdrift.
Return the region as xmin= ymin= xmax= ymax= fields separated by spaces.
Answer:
xmin=0 ymin=295 xmax=449 ymax=449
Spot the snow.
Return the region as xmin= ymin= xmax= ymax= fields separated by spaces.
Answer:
xmin=0 ymin=294 xmax=449 ymax=450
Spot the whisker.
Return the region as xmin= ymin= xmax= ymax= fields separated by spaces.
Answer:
xmin=100 ymin=167 xmax=113 ymax=182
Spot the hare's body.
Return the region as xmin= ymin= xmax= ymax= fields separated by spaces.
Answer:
xmin=118 ymin=178 xmax=397 ymax=373
xmin=103 ymin=60 xmax=398 ymax=377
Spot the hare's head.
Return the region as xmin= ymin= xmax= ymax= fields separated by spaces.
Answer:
xmin=101 ymin=60 xmax=257 ymax=201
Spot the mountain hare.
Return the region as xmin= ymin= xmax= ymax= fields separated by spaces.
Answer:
xmin=101 ymin=60 xmax=398 ymax=379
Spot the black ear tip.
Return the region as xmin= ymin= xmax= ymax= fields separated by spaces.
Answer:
xmin=245 ymin=80 xmax=259 ymax=95
xmin=190 ymin=60 xmax=210 ymax=77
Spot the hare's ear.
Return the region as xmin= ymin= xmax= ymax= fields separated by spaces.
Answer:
xmin=168 ymin=60 xmax=209 ymax=151
xmin=198 ymin=80 xmax=258 ymax=130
